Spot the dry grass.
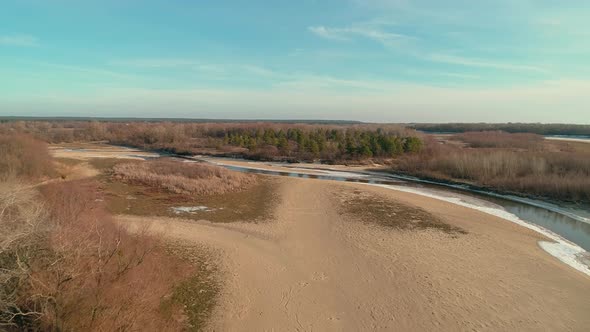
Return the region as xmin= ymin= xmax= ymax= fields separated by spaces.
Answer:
xmin=1 ymin=156 xmax=219 ymax=330
xmin=161 ymin=242 xmax=220 ymax=331
xmin=113 ymin=159 xmax=256 ymax=196
xmin=454 ymin=131 xmax=544 ymax=149
xmin=0 ymin=134 xmax=55 ymax=181
xmin=107 ymin=176 xmax=278 ymax=223
xmin=333 ymin=187 xmax=466 ymax=234
xmin=394 ymin=136 xmax=590 ymax=202
xmin=22 ymin=180 xmax=192 ymax=331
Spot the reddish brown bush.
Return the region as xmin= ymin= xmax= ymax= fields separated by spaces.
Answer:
xmin=394 ymin=138 xmax=590 ymax=202
xmin=37 ymin=180 xmax=190 ymax=331
xmin=113 ymin=159 xmax=256 ymax=195
xmin=454 ymin=131 xmax=544 ymax=149
xmin=0 ymin=179 xmax=195 ymax=331
xmin=0 ymin=134 xmax=54 ymax=181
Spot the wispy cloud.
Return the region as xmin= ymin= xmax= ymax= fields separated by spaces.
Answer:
xmin=0 ymin=34 xmax=39 ymax=47
xmin=308 ymin=26 xmax=350 ymax=41
xmin=308 ymin=23 xmax=411 ymax=46
xmin=18 ymin=60 xmax=143 ymax=81
xmin=428 ymin=54 xmax=548 ymax=73
xmin=110 ymin=58 xmax=282 ymax=79
xmin=109 ymin=58 xmax=198 ymax=68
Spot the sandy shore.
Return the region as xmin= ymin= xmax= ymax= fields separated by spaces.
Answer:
xmin=121 ymin=177 xmax=590 ymax=331
xmin=50 ymin=144 xmax=590 ymax=330
xmin=49 ymin=143 xmax=160 ymax=160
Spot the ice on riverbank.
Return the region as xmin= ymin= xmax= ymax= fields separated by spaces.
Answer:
xmin=373 ymin=184 xmax=590 ymax=277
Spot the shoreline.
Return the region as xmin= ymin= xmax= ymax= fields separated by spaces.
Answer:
xmin=370 ymin=183 xmax=590 ymax=277
xmin=194 ymin=156 xmax=590 ymax=277
xmin=49 ymin=144 xmax=590 ymax=277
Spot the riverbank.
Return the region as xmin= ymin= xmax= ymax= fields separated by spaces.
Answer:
xmin=196 ymin=156 xmax=590 ymax=274
xmin=121 ymin=177 xmax=590 ymax=330
xmin=48 ymin=143 xmax=590 ymax=329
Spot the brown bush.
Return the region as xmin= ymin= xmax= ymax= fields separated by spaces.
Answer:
xmin=0 ymin=179 xmax=195 ymax=331
xmin=0 ymin=182 xmax=48 ymax=329
xmin=39 ymin=180 xmax=190 ymax=331
xmin=0 ymin=134 xmax=55 ymax=181
xmin=113 ymin=159 xmax=257 ymax=195
xmin=454 ymin=131 xmax=544 ymax=149
xmin=394 ymin=138 xmax=590 ymax=202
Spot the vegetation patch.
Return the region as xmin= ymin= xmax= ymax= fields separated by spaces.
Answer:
xmin=453 ymin=131 xmax=544 ymax=149
xmin=0 ymin=134 xmax=55 ymax=181
xmin=0 ymin=136 xmax=220 ymax=330
xmin=1 ymin=120 xmax=423 ymax=162
xmin=333 ymin=187 xmax=466 ymax=235
xmin=394 ymin=133 xmax=590 ymax=202
xmin=95 ymin=158 xmax=279 ymax=223
xmin=160 ymin=243 xmax=220 ymax=331
xmin=113 ymin=159 xmax=256 ymax=196
xmin=0 ymin=178 xmax=212 ymax=331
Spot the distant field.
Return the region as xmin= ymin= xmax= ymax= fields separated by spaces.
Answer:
xmin=409 ymin=123 xmax=590 ymax=136
xmin=545 ymin=136 xmax=590 ymax=143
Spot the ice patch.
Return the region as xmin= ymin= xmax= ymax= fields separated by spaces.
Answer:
xmin=313 ymin=169 xmax=369 ymax=179
xmin=171 ymin=206 xmax=216 ymax=214
xmin=372 ymin=183 xmax=590 ymax=277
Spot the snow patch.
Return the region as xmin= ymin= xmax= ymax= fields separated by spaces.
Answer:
xmin=171 ymin=206 xmax=220 ymax=214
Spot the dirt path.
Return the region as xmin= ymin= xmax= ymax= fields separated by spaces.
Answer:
xmin=121 ymin=178 xmax=590 ymax=331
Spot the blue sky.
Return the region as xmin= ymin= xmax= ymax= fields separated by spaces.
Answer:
xmin=1 ymin=0 xmax=589 ymax=123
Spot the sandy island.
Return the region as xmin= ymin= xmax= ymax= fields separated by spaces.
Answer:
xmin=122 ymin=177 xmax=590 ymax=331
xmin=52 ymin=144 xmax=590 ymax=330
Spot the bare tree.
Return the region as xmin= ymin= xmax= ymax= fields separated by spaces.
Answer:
xmin=0 ymin=182 xmax=48 ymax=329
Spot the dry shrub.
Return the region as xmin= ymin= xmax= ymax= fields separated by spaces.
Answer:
xmin=113 ymin=159 xmax=256 ymax=195
xmin=454 ymin=131 xmax=544 ymax=149
xmin=395 ymin=139 xmax=590 ymax=202
xmin=1 ymin=180 xmax=194 ymax=331
xmin=38 ymin=180 xmax=190 ymax=331
xmin=0 ymin=182 xmax=48 ymax=329
xmin=0 ymin=134 xmax=55 ymax=181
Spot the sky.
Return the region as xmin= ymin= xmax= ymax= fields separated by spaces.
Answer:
xmin=1 ymin=0 xmax=589 ymax=123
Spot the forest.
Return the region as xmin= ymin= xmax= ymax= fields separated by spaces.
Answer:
xmin=0 ymin=121 xmax=423 ymax=162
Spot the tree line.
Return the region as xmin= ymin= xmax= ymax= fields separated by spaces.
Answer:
xmin=222 ymin=127 xmax=422 ymax=160
xmin=409 ymin=123 xmax=590 ymax=136
xmin=0 ymin=121 xmax=424 ymax=162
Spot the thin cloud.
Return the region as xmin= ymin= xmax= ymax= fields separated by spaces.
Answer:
xmin=308 ymin=26 xmax=350 ymax=41
xmin=109 ymin=58 xmax=198 ymax=67
xmin=27 ymin=61 xmax=142 ymax=80
xmin=110 ymin=58 xmax=282 ymax=79
xmin=308 ymin=24 xmax=411 ymax=46
xmin=0 ymin=34 xmax=39 ymax=47
xmin=428 ymin=54 xmax=548 ymax=73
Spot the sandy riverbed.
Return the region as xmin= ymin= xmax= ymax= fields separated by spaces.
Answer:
xmin=121 ymin=177 xmax=590 ymax=331
xmin=50 ymin=144 xmax=590 ymax=330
